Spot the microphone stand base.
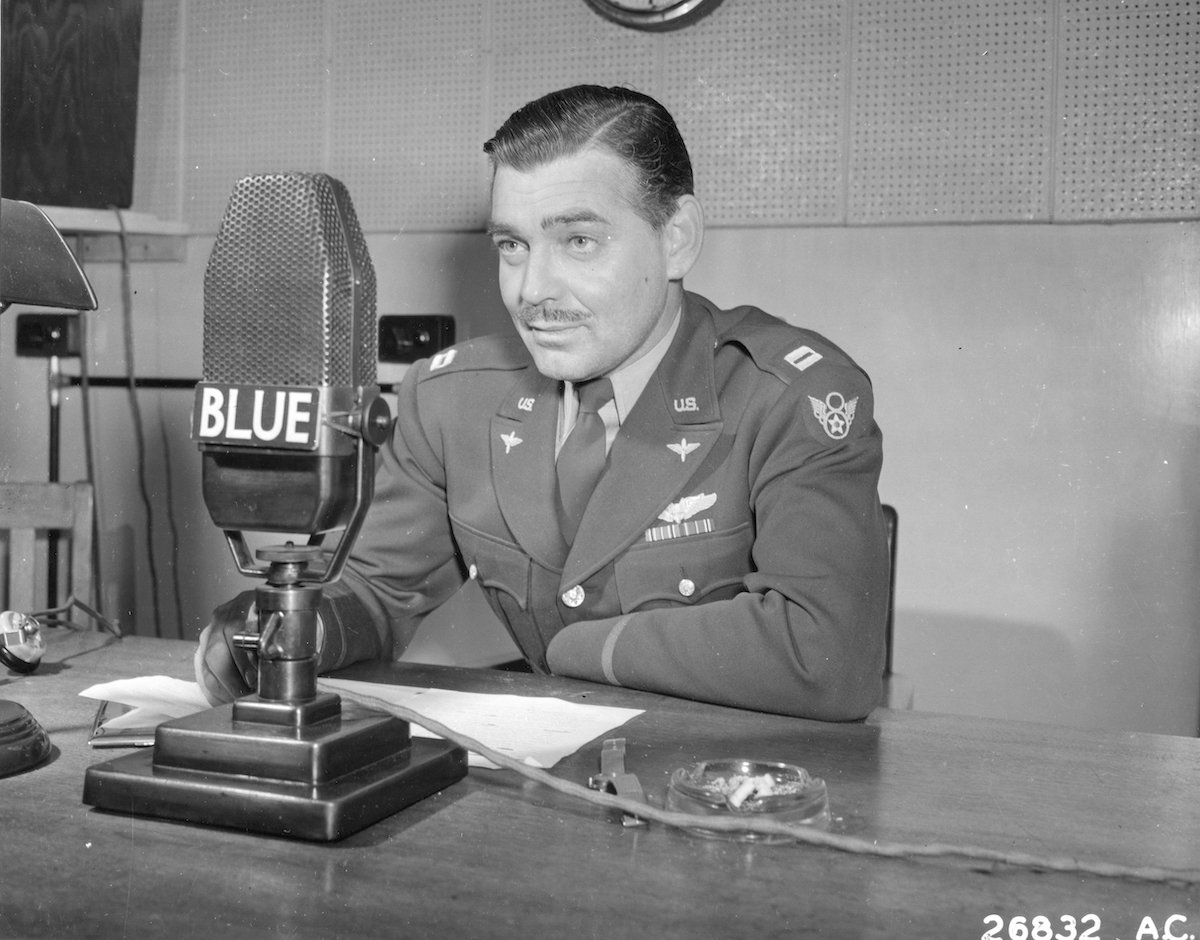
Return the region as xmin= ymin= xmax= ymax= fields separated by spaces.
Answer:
xmin=82 ymin=696 xmax=467 ymax=842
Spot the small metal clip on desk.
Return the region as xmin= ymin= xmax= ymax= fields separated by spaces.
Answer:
xmin=588 ymin=737 xmax=649 ymax=827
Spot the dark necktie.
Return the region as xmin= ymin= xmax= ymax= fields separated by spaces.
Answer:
xmin=556 ymin=378 xmax=614 ymax=545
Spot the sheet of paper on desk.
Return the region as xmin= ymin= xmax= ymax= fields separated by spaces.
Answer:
xmin=80 ymin=676 xmax=210 ymax=729
xmin=79 ymin=676 xmax=643 ymax=770
xmin=320 ymin=677 xmax=644 ymax=770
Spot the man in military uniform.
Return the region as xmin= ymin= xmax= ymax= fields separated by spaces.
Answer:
xmin=196 ymin=84 xmax=889 ymax=720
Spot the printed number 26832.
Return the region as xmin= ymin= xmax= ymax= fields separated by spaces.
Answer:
xmin=981 ymin=914 xmax=1102 ymax=940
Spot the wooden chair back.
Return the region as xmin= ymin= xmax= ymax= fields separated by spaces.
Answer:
xmin=0 ymin=482 xmax=94 ymax=613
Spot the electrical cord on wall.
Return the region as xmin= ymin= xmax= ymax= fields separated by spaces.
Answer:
xmin=72 ymin=267 xmax=103 ymax=603
xmin=327 ymin=681 xmax=1200 ymax=888
xmin=113 ymin=209 xmax=184 ymax=637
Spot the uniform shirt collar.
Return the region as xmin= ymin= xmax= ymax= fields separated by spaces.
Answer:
xmin=558 ymin=303 xmax=682 ymax=448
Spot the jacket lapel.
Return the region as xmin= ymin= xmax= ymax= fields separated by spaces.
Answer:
xmin=563 ymin=300 xmax=724 ymax=583
xmin=491 ymin=370 xmax=568 ymax=566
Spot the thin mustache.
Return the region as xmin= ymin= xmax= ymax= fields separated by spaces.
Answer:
xmin=516 ymin=305 xmax=590 ymax=325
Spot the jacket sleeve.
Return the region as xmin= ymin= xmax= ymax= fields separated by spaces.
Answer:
xmin=545 ymin=363 xmax=889 ymax=721
xmin=316 ymin=364 xmax=467 ymax=671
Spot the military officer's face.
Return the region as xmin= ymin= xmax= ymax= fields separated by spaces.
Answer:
xmin=488 ymin=147 xmax=688 ymax=382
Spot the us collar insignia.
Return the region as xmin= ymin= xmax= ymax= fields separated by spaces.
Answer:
xmin=808 ymin=392 xmax=858 ymax=440
xmin=500 ymin=431 xmax=523 ymax=453
xmin=667 ymin=438 xmax=701 ymax=462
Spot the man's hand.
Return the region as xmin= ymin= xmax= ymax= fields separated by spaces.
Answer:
xmin=193 ymin=590 xmax=259 ymax=705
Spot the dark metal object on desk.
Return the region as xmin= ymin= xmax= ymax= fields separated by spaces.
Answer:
xmin=82 ymin=174 xmax=467 ymax=840
xmin=588 ymin=737 xmax=648 ymax=827
xmin=0 ymin=700 xmax=52 ymax=777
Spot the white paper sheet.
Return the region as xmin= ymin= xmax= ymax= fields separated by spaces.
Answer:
xmin=80 ymin=676 xmax=210 ymax=726
xmin=79 ymin=675 xmax=643 ymax=770
xmin=320 ymin=677 xmax=643 ymax=769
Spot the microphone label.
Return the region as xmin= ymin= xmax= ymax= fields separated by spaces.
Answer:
xmin=192 ymin=383 xmax=321 ymax=449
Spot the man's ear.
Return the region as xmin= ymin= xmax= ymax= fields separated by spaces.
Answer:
xmin=663 ymin=194 xmax=704 ymax=281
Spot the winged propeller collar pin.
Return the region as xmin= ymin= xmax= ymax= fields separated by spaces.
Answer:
xmin=659 ymin=493 xmax=716 ymax=524
xmin=667 ymin=438 xmax=701 ymax=461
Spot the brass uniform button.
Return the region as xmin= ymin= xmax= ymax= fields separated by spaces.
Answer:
xmin=561 ymin=585 xmax=585 ymax=608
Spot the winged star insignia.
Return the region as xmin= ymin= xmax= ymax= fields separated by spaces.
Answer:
xmin=500 ymin=431 xmax=523 ymax=454
xmin=667 ymin=438 xmax=701 ymax=462
xmin=808 ymin=392 xmax=858 ymax=440
xmin=659 ymin=493 xmax=717 ymax=524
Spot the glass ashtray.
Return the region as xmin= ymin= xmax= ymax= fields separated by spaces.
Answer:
xmin=665 ymin=758 xmax=830 ymax=843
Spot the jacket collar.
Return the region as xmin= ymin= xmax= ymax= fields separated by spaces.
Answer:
xmin=491 ymin=295 xmax=724 ymax=576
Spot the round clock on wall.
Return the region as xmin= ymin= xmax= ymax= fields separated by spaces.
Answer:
xmin=584 ymin=0 xmax=726 ymax=32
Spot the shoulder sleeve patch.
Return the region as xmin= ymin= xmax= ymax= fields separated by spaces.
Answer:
xmin=804 ymin=388 xmax=861 ymax=441
xmin=790 ymin=358 xmax=875 ymax=444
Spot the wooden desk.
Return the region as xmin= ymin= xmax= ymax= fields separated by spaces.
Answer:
xmin=2 ymin=629 xmax=1197 ymax=939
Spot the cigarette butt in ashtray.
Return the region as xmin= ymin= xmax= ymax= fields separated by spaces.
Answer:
xmin=726 ymin=777 xmax=759 ymax=810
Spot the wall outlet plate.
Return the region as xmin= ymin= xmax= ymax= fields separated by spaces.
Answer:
xmin=15 ymin=313 xmax=82 ymax=357
xmin=378 ymin=315 xmax=455 ymax=364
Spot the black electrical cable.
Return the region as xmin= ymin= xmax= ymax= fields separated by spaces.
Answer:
xmin=73 ymin=264 xmax=104 ymax=610
xmin=113 ymin=210 xmax=164 ymax=637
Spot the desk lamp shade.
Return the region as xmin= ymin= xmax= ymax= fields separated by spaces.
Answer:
xmin=0 ymin=198 xmax=98 ymax=312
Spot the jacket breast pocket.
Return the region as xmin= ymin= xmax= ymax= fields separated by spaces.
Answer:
xmin=614 ymin=522 xmax=752 ymax=609
xmin=451 ymin=520 xmax=530 ymax=611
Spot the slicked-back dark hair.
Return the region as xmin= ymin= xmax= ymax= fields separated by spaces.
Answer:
xmin=484 ymin=85 xmax=694 ymax=229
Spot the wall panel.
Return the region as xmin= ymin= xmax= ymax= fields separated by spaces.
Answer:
xmin=664 ymin=0 xmax=848 ymax=225
xmin=848 ymin=0 xmax=1054 ymax=222
xmin=135 ymin=0 xmax=1198 ymax=233
xmin=1055 ymin=0 xmax=1200 ymax=219
xmin=329 ymin=1 xmax=491 ymax=231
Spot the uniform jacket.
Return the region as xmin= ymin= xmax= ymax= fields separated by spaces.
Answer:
xmin=320 ymin=291 xmax=889 ymax=720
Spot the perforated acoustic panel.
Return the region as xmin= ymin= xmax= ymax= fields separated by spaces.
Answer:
xmin=329 ymin=2 xmax=491 ymax=231
xmin=849 ymin=0 xmax=1054 ymax=223
xmin=138 ymin=0 xmax=1198 ymax=232
xmin=183 ymin=1 xmax=327 ymax=231
xmin=490 ymin=4 xmax=659 ymax=135
xmin=1055 ymin=0 xmax=1200 ymax=220
xmin=131 ymin=0 xmax=182 ymax=221
xmin=664 ymin=0 xmax=848 ymax=225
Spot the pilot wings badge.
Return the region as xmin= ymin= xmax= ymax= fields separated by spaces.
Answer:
xmin=659 ymin=492 xmax=717 ymax=524
xmin=808 ymin=392 xmax=858 ymax=440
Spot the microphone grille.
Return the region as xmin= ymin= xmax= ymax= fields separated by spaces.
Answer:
xmin=202 ymin=173 xmax=377 ymax=387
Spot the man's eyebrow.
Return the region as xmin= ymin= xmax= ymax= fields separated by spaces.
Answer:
xmin=486 ymin=210 xmax=611 ymax=240
xmin=542 ymin=210 xmax=608 ymax=229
